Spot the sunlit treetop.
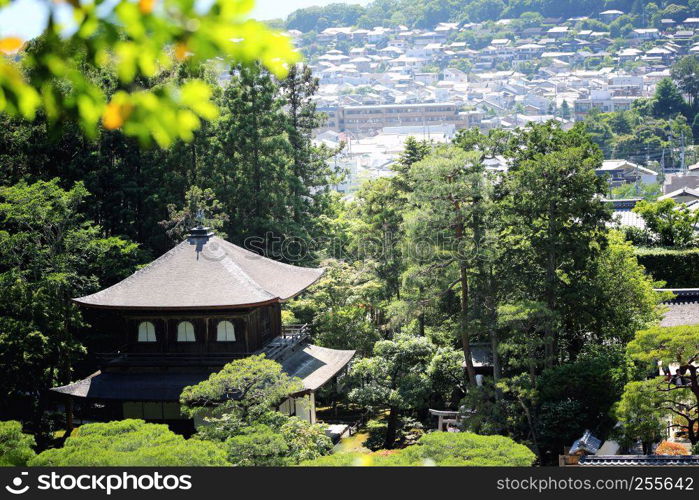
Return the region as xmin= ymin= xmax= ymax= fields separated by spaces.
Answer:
xmin=0 ymin=0 xmax=300 ymax=147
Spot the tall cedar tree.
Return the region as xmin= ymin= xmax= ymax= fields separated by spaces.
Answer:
xmin=502 ymin=123 xmax=610 ymax=366
xmin=214 ymin=64 xmax=292 ymax=251
xmin=279 ymin=64 xmax=340 ymax=245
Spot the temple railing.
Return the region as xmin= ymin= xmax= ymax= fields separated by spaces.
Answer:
xmin=281 ymin=323 xmax=310 ymax=340
xmin=264 ymin=324 xmax=310 ymax=361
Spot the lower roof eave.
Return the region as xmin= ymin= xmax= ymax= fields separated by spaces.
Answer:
xmin=71 ymin=297 xmax=282 ymax=311
xmin=50 ymin=344 xmax=356 ymax=402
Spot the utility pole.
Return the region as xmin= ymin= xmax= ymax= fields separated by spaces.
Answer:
xmin=681 ymin=130 xmax=687 ymax=174
xmin=661 ymin=147 xmax=666 ymax=174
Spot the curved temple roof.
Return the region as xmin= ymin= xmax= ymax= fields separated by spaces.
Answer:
xmin=51 ymin=344 xmax=355 ymax=400
xmin=74 ymin=233 xmax=324 ymax=310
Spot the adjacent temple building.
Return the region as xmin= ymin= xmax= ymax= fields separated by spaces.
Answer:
xmin=52 ymin=227 xmax=354 ymax=433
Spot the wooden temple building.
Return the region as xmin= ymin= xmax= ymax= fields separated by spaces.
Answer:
xmin=52 ymin=227 xmax=355 ymax=432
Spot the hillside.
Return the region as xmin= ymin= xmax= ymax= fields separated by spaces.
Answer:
xmin=286 ymin=0 xmax=699 ymax=32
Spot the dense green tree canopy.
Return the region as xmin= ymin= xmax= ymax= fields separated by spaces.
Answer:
xmin=224 ymin=417 xmax=332 ymax=466
xmin=502 ymin=123 xmax=610 ymax=364
xmin=653 ymin=78 xmax=690 ymax=119
xmin=615 ymin=380 xmax=666 ymax=453
xmin=633 ymin=199 xmax=699 ymax=247
xmin=0 ymin=179 xmax=140 ymax=422
xmin=671 ymin=56 xmax=699 ymax=109
xmin=284 ymin=0 xmax=699 ymax=32
xmin=0 ymin=61 xmax=338 ymax=260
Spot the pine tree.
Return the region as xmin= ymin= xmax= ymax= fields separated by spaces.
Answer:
xmin=404 ymin=145 xmax=499 ymax=385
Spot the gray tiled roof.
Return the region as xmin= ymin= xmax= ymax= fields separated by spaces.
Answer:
xmin=74 ymin=235 xmax=324 ymax=309
xmin=655 ymin=289 xmax=699 ymax=327
xmin=660 ymin=302 xmax=699 ymax=327
xmin=580 ymin=455 xmax=699 ymax=466
xmin=281 ymin=344 xmax=355 ymax=392
xmin=610 ymin=210 xmax=646 ymax=229
xmin=50 ymin=371 xmax=211 ymax=401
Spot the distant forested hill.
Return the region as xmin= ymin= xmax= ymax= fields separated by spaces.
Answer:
xmin=286 ymin=0 xmax=699 ymax=32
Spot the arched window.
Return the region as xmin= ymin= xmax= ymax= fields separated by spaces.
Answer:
xmin=137 ymin=321 xmax=156 ymax=342
xmin=217 ymin=320 xmax=236 ymax=342
xmin=177 ymin=321 xmax=195 ymax=342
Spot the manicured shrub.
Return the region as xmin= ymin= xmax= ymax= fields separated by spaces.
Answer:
xmin=0 ymin=421 xmax=36 ymax=466
xmin=222 ymin=417 xmax=332 ymax=466
xmin=29 ymin=420 xmax=229 ymax=466
xmin=381 ymin=431 xmax=536 ymax=466
xmin=302 ymin=431 xmax=536 ymax=466
xmin=225 ymin=425 xmax=289 ymax=466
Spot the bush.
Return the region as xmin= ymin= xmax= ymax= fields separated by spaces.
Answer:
xmin=225 ymin=425 xmax=289 ymax=466
xmin=633 ymin=199 xmax=699 ymax=247
xmin=363 ymin=420 xmax=387 ymax=451
xmin=0 ymin=421 xmax=36 ymax=466
xmin=303 ymin=432 xmax=536 ymax=466
xmin=536 ymin=400 xmax=587 ymax=459
xmin=622 ymin=226 xmax=654 ymax=247
xmin=29 ymin=420 xmax=229 ymax=466
xmin=655 ymin=441 xmax=690 ymax=456
xmin=635 ymin=247 xmax=699 ymax=288
xmin=363 ymin=418 xmax=425 ymax=451
xmin=384 ymin=432 xmax=536 ymax=466
xmin=224 ymin=417 xmax=332 ymax=466
xmin=278 ymin=416 xmax=333 ymax=463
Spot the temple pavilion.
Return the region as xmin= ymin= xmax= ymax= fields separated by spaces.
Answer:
xmin=52 ymin=227 xmax=355 ymax=432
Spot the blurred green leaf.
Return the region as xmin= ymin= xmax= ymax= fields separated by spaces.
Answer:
xmin=0 ymin=0 xmax=300 ymax=146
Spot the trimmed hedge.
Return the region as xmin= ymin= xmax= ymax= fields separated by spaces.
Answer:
xmin=635 ymin=247 xmax=699 ymax=288
xmin=301 ymin=432 xmax=536 ymax=467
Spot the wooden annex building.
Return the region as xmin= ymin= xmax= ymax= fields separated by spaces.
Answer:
xmin=52 ymin=227 xmax=355 ymax=433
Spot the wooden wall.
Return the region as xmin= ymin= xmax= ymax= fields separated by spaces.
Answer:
xmin=84 ymin=304 xmax=283 ymax=355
